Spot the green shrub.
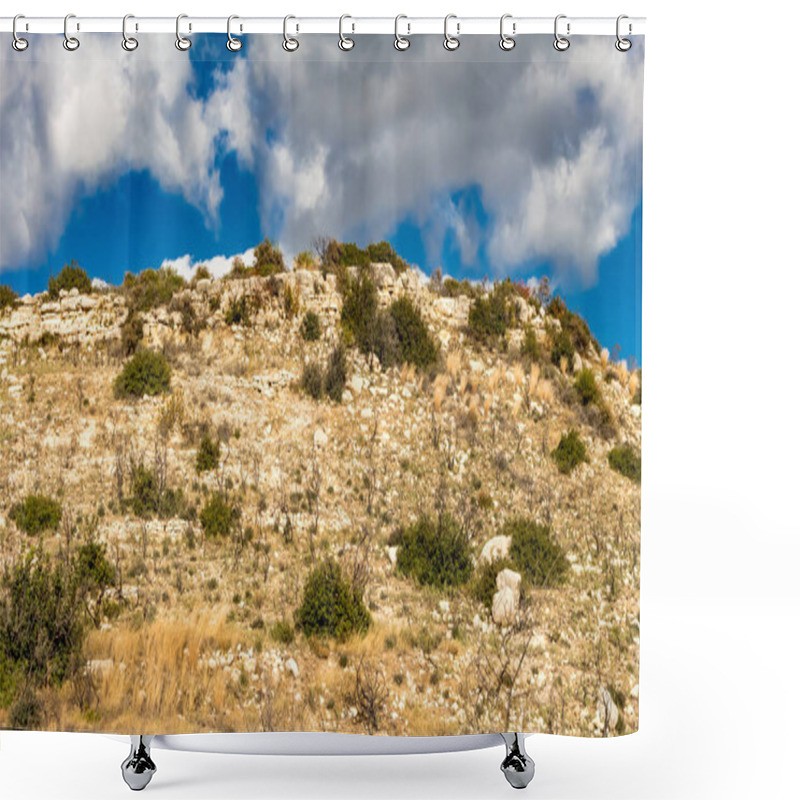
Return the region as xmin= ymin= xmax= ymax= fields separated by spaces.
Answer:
xmin=128 ymin=465 xmax=160 ymax=517
xmin=552 ymin=430 xmax=588 ymax=475
xmin=395 ymin=513 xmax=473 ymax=589
xmin=195 ymin=434 xmax=221 ymax=473
xmin=296 ymin=559 xmax=371 ymax=640
xmin=365 ymin=241 xmax=409 ymax=273
xmin=8 ymin=687 xmax=44 ymax=729
xmin=48 ymin=260 xmax=91 ymax=298
xmin=200 ymin=493 xmax=237 ymax=538
xmin=0 ymin=284 xmax=18 ymax=313
xmin=549 ymin=326 xmax=575 ymax=370
xmin=0 ymin=549 xmax=83 ymax=689
xmin=294 ymin=250 xmax=316 ymax=270
xmin=224 ymin=296 xmax=250 ymax=326
xmin=340 ymin=266 xmax=378 ymax=352
xmin=441 ymin=277 xmax=479 ymax=298
xmin=506 ymin=518 xmax=570 ymax=587
xmin=114 ymin=349 xmax=171 ymax=398
xmin=389 ymin=296 xmax=438 ymax=369
xmin=324 ymin=344 xmax=348 ymax=402
xmin=301 ymin=362 xmax=325 ymax=400
xmin=520 ymin=326 xmax=540 ymax=363
xmin=470 ymin=559 xmax=511 ymax=610
xmin=301 ymin=311 xmax=322 ymax=342
xmin=608 ymin=444 xmax=641 ymax=483
xmin=253 ymin=237 xmax=285 ymax=276
xmin=574 ymin=369 xmax=600 ymax=406
xmin=270 ymin=619 xmax=295 ymax=644
xmin=119 ymin=311 xmax=144 ymax=357
xmin=468 ymin=283 xmax=516 ymax=345
xmin=122 ymin=267 xmax=184 ymax=313
xmin=9 ymin=494 xmax=62 ymax=536
xmin=548 ymin=297 xmax=598 ymax=356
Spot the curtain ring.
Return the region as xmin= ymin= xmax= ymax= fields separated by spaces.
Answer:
xmin=175 ymin=14 xmax=192 ymax=51
xmin=227 ymin=15 xmax=242 ymax=51
xmin=122 ymin=14 xmax=138 ymax=51
xmin=283 ymin=15 xmax=299 ymax=51
xmin=12 ymin=14 xmax=28 ymax=52
xmin=615 ymin=14 xmax=632 ymax=51
xmin=339 ymin=14 xmax=354 ymax=51
xmin=553 ymin=14 xmax=570 ymax=51
xmin=443 ymin=14 xmax=460 ymax=51
xmin=63 ymin=13 xmax=80 ymax=51
xmin=394 ymin=15 xmax=410 ymax=51
xmin=499 ymin=14 xmax=515 ymax=51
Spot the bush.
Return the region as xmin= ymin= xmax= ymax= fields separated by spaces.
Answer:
xmin=340 ymin=266 xmax=379 ymax=352
xmin=128 ymin=464 xmax=188 ymax=519
xmin=506 ymin=518 xmax=570 ymax=587
xmin=324 ymin=344 xmax=348 ymax=402
xmin=114 ymin=349 xmax=171 ymax=398
xmin=548 ymin=297 xmax=598 ymax=356
xmin=389 ymin=296 xmax=438 ymax=369
xmin=253 ymin=238 xmax=285 ymax=276
xmin=552 ymin=430 xmax=588 ymax=475
xmin=549 ymin=326 xmax=575 ymax=370
xmin=294 ymin=250 xmax=316 ymax=270
xmin=122 ymin=267 xmax=184 ymax=313
xmin=301 ymin=311 xmax=322 ymax=341
xmin=8 ymin=687 xmax=44 ymax=729
xmin=301 ymin=362 xmax=325 ymax=400
xmin=468 ymin=283 xmax=517 ymax=345
xmin=48 ymin=260 xmax=91 ymax=298
xmin=0 ymin=284 xmax=18 ymax=313
xmin=195 ymin=434 xmax=221 ymax=473
xmin=296 ymin=559 xmax=371 ymax=640
xmin=395 ymin=514 xmax=473 ymax=589
xmin=0 ymin=549 xmax=83 ymax=689
xmin=520 ymin=326 xmax=540 ymax=363
xmin=224 ymin=296 xmax=250 ymax=326
xmin=608 ymin=444 xmax=641 ymax=483
xmin=119 ymin=311 xmax=144 ymax=357
xmin=270 ymin=619 xmax=295 ymax=644
xmin=9 ymin=494 xmax=62 ymax=536
xmin=200 ymin=493 xmax=237 ymax=538
xmin=574 ymin=369 xmax=600 ymax=406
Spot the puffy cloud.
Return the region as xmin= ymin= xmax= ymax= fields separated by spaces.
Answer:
xmin=159 ymin=248 xmax=255 ymax=281
xmin=1 ymin=34 xmax=643 ymax=287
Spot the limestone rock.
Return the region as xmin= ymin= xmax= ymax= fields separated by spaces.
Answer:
xmin=480 ymin=535 xmax=512 ymax=563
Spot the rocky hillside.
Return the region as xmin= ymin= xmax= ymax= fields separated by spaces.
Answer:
xmin=0 ymin=257 xmax=640 ymax=737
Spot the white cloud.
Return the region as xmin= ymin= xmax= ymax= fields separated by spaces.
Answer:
xmin=1 ymin=34 xmax=643 ymax=288
xmin=159 ymin=248 xmax=255 ymax=281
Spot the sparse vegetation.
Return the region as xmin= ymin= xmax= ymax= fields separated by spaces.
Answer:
xmin=302 ymin=344 xmax=348 ymax=402
xmin=506 ymin=518 xmax=570 ymax=587
xmin=608 ymin=444 xmax=641 ymax=483
xmin=114 ymin=349 xmax=171 ymax=398
xmin=574 ymin=368 xmax=601 ymax=406
xmin=224 ymin=295 xmax=250 ymax=327
xmin=552 ymin=430 xmax=588 ymax=475
xmin=122 ymin=267 xmax=184 ymax=313
xmin=195 ymin=434 xmax=221 ymax=473
xmin=395 ymin=513 xmax=473 ymax=589
xmin=467 ymin=282 xmax=517 ymax=345
xmin=296 ymin=559 xmax=371 ymax=640
xmin=200 ymin=493 xmax=237 ymax=538
xmin=9 ymin=494 xmax=62 ymax=536
xmin=301 ymin=311 xmax=322 ymax=341
xmin=48 ymin=260 xmax=92 ymax=298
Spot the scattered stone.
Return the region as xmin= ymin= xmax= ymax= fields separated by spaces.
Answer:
xmin=480 ymin=535 xmax=512 ymax=563
xmin=313 ymin=428 xmax=328 ymax=448
xmin=285 ymin=658 xmax=300 ymax=678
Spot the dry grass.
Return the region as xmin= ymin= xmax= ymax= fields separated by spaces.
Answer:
xmin=537 ymin=379 xmax=555 ymax=405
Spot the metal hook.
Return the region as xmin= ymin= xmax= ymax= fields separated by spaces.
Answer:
xmin=175 ymin=14 xmax=191 ymax=51
xmin=553 ymin=14 xmax=570 ymax=51
xmin=283 ymin=15 xmax=299 ymax=51
xmin=12 ymin=14 xmax=28 ymax=52
xmin=63 ymin=13 xmax=80 ymax=51
xmin=227 ymin=15 xmax=242 ymax=51
xmin=499 ymin=14 xmax=516 ymax=51
xmin=122 ymin=14 xmax=138 ymax=51
xmin=615 ymin=14 xmax=632 ymax=51
xmin=443 ymin=14 xmax=460 ymax=51
xmin=394 ymin=14 xmax=410 ymax=51
xmin=339 ymin=14 xmax=354 ymax=51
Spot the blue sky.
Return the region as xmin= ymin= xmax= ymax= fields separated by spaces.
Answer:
xmin=0 ymin=34 xmax=643 ymax=362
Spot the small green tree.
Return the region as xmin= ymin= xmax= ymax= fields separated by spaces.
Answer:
xmin=296 ymin=559 xmax=371 ymax=640
xmin=552 ymin=430 xmax=588 ymax=475
xmin=506 ymin=518 xmax=570 ymax=587
xmin=389 ymin=296 xmax=438 ymax=369
xmin=9 ymin=495 xmax=62 ymax=536
xmin=468 ymin=283 xmax=516 ymax=345
xmin=72 ymin=542 xmax=115 ymax=627
xmin=48 ymin=261 xmax=91 ymax=297
xmin=195 ymin=434 xmax=221 ymax=473
xmin=395 ymin=514 xmax=473 ymax=589
xmin=200 ymin=493 xmax=236 ymax=538
xmin=114 ymin=349 xmax=171 ymax=398
xmin=253 ymin=237 xmax=285 ymax=276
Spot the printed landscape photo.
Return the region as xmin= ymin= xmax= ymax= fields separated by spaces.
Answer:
xmin=0 ymin=35 xmax=642 ymax=737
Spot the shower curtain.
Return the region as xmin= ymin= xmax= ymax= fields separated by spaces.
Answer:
xmin=0 ymin=31 xmax=643 ymax=738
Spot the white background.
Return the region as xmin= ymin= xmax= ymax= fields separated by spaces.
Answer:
xmin=2 ymin=1 xmax=799 ymax=798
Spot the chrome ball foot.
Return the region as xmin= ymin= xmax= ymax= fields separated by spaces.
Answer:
xmin=500 ymin=733 xmax=535 ymax=790
xmin=121 ymin=735 xmax=157 ymax=791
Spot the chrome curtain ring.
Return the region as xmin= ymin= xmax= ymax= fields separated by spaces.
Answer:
xmin=499 ymin=14 xmax=516 ymax=51
xmin=339 ymin=14 xmax=354 ymax=51
xmin=394 ymin=14 xmax=410 ymax=51
xmin=12 ymin=14 xmax=29 ymax=52
xmin=615 ymin=14 xmax=632 ymax=51
xmin=283 ymin=15 xmax=299 ymax=52
xmin=63 ymin=13 xmax=80 ymax=51
xmin=443 ymin=14 xmax=460 ymax=51
xmin=175 ymin=14 xmax=192 ymax=51
xmin=553 ymin=14 xmax=570 ymax=51
xmin=227 ymin=15 xmax=243 ymax=51
xmin=122 ymin=14 xmax=138 ymax=51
